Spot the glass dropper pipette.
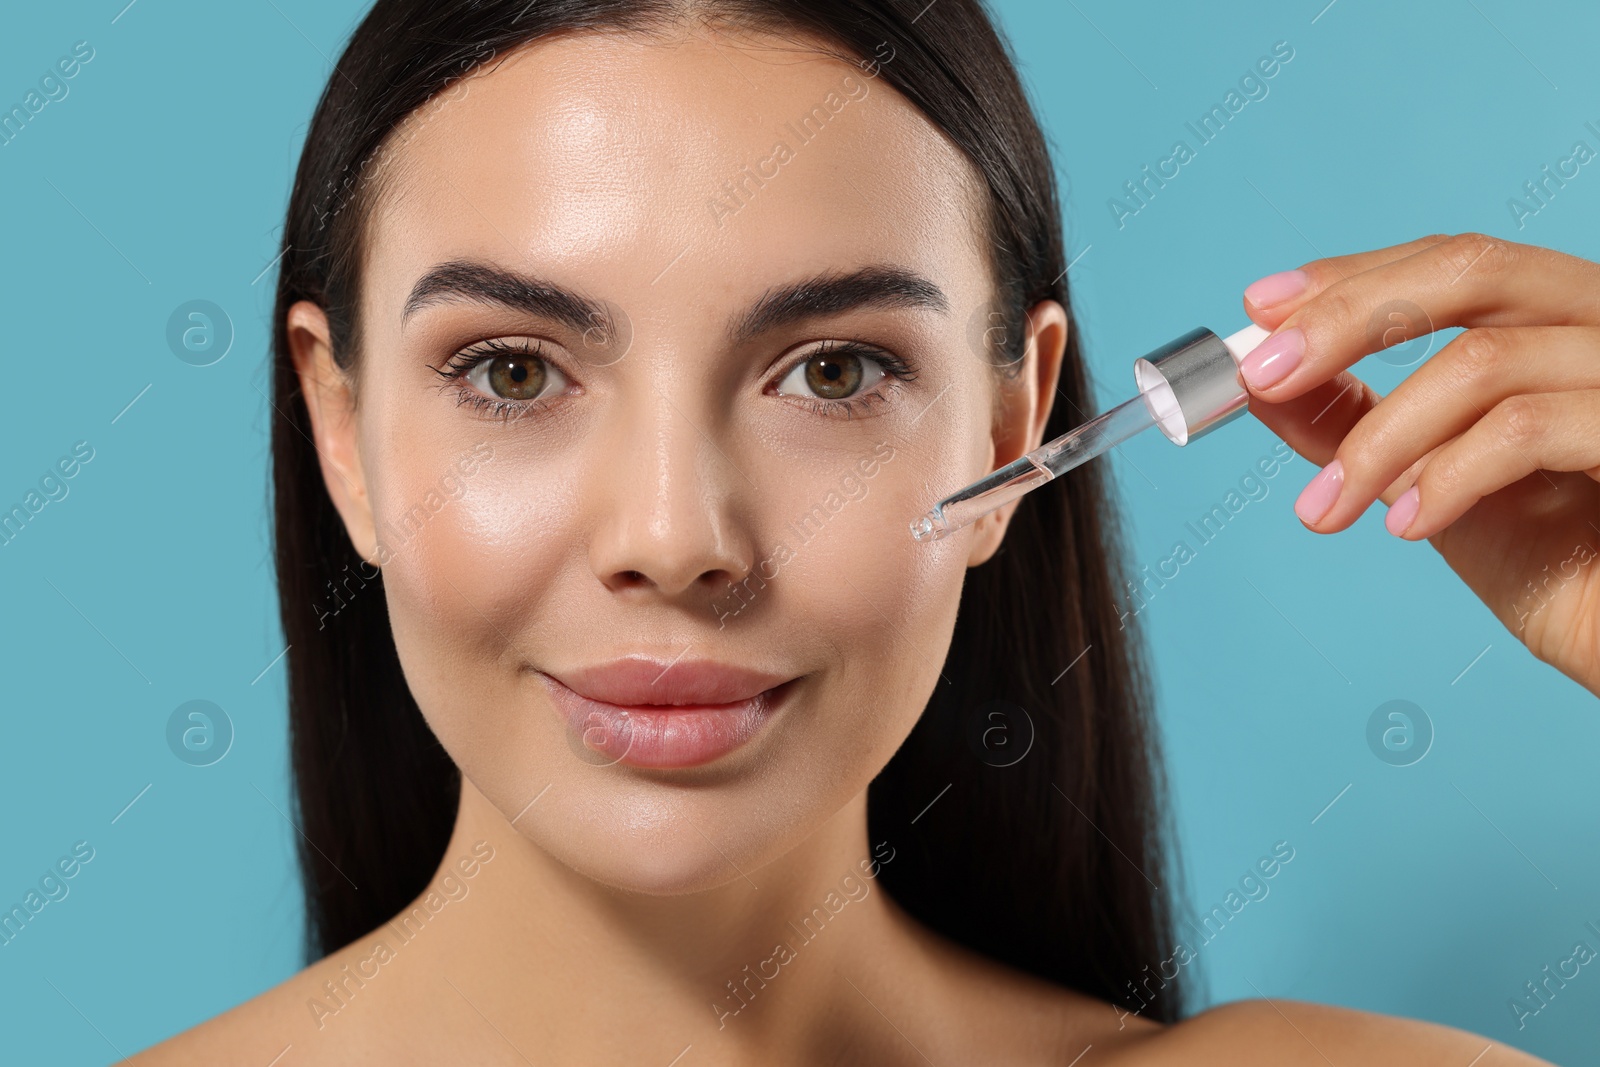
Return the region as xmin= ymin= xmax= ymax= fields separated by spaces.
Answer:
xmin=909 ymin=323 xmax=1271 ymax=543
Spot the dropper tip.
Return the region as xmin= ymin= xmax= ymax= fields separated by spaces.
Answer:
xmin=908 ymin=511 xmax=950 ymax=543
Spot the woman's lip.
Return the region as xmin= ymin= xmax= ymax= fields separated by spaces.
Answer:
xmin=537 ymin=672 xmax=796 ymax=770
xmin=549 ymin=656 xmax=793 ymax=706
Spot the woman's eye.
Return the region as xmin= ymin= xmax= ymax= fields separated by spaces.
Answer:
xmin=465 ymin=352 xmax=567 ymax=402
xmin=775 ymin=350 xmax=886 ymax=401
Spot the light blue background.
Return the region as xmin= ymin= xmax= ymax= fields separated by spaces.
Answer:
xmin=1 ymin=0 xmax=1596 ymax=1063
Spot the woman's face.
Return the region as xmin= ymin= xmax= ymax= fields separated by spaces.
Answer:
xmin=291 ymin=25 xmax=1062 ymax=893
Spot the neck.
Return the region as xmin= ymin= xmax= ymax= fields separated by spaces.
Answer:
xmin=398 ymin=775 xmax=911 ymax=1062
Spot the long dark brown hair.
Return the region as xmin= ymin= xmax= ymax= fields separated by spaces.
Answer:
xmin=271 ymin=0 xmax=1187 ymax=1022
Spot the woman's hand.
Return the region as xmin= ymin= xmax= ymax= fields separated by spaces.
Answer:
xmin=1235 ymin=233 xmax=1600 ymax=697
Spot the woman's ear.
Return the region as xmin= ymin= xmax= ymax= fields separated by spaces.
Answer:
xmin=966 ymin=299 xmax=1068 ymax=568
xmin=286 ymin=300 xmax=379 ymax=563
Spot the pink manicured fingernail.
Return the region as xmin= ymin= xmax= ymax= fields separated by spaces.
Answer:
xmin=1244 ymin=269 xmax=1310 ymax=308
xmin=1385 ymin=485 xmax=1420 ymax=537
xmin=1238 ymin=327 xmax=1305 ymax=390
xmin=1295 ymin=458 xmax=1343 ymax=526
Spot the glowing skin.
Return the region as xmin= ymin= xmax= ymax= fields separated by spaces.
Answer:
xmin=325 ymin=31 xmax=1044 ymax=893
xmin=127 ymin=20 xmax=1534 ymax=1067
xmin=266 ymin=24 xmax=1088 ymax=1066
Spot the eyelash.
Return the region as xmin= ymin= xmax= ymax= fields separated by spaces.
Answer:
xmin=433 ymin=337 xmax=564 ymax=423
xmin=772 ymin=340 xmax=920 ymax=420
xmin=432 ymin=337 xmax=920 ymax=423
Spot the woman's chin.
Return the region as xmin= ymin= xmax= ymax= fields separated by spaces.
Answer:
xmin=553 ymin=838 xmax=770 ymax=898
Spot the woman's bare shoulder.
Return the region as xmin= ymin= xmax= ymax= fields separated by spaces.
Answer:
xmin=121 ymin=930 xmax=420 ymax=1066
xmin=121 ymin=966 xmax=319 ymax=1066
xmin=1099 ymin=997 xmax=1554 ymax=1067
xmin=887 ymin=908 xmax=1163 ymax=1062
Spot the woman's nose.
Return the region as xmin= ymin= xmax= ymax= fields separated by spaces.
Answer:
xmin=584 ymin=394 xmax=756 ymax=601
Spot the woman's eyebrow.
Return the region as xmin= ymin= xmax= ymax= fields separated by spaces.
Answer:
xmin=728 ymin=265 xmax=950 ymax=344
xmin=399 ymin=259 xmax=949 ymax=341
xmin=401 ymin=260 xmax=609 ymax=334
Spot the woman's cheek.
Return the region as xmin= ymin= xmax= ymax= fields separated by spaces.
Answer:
xmin=373 ymin=447 xmax=582 ymax=698
xmin=752 ymin=450 xmax=965 ymax=718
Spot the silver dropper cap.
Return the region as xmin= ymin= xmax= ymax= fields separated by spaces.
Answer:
xmin=1132 ymin=323 xmax=1270 ymax=446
